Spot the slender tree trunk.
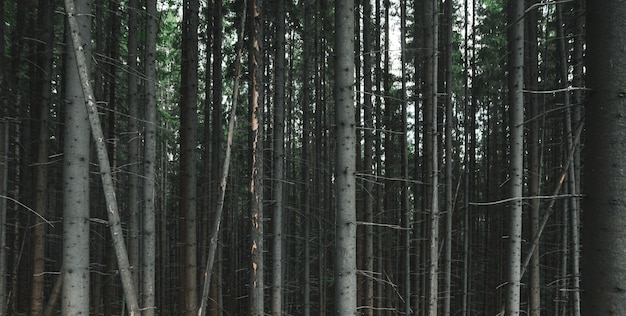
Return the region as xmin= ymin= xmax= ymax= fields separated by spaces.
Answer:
xmin=198 ymin=1 xmax=247 ymax=313
xmin=62 ymin=1 xmax=92 ymax=313
xmin=142 ymin=0 xmax=158 ymax=314
xmin=424 ymin=0 xmax=439 ymax=314
xmin=126 ymin=0 xmax=140 ymax=293
xmin=555 ymin=5 xmax=581 ymax=316
xmin=582 ymin=2 xmax=626 ymax=314
xmin=179 ymin=0 xmax=200 ymax=313
xmin=443 ymin=0 xmax=454 ymax=314
xmin=505 ymin=0 xmax=524 ymax=314
xmin=526 ymin=1 xmax=541 ymax=315
xmin=30 ymin=0 xmax=54 ymax=313
xmin=301 ymin=2 xmax=312 ymax=314
xmin=334 ymin=0 xmax=356 ymax=314
xmin=271 ymin=0 xmax=286 ymax=313
xmin=0 ymin=122 xmax=8 ymax=316
xmin=401 ymin=0 xmax=411 ymax=313
xmin=248 ymin=0 xmax=264 ymax=314
xmin=362 ymin=0 xmax=374 ymax=313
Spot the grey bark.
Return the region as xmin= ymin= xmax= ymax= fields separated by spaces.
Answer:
xmin=271 ymin=0 xmax=286 ymax=313
xmin=505 ymin=0 xmax=524 ymax=314
xmin=526 ymin=1 xmax=541 ymax=315
xmin=334 ymin=0 xmax=357 ymax=314
xmin=424 ymin=0 xmax=440 ymax=314
xmin=582 ymin=1 xmax=626 ymax=314
xmin=362 ymin=0 xmax=374 ymax=313
xmin=63 ymin=0 xmax=141 ymax=313
xmin=142 ymin=0 xmax=158 ymax=314
xmin=127 ymin=0 xmax=140 ymax=293
xmin=443 ymin=0 xmax=454 ymax=314
xmin=61 ymin=1 xmax=92 ymax=313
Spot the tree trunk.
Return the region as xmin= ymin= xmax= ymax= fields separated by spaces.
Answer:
xmin=248 ymin=0 xmax=264 ymax=315
xmin=142 ymin=0 xmax=158 ymax=314
xmin=30 ymin=0 xmax=54 ymax=313
xmin=301 ymin=2 xmax=312 ymax=315
xmin=271 ymin=0 xmax=285 ymax=313
xmin=179 ymin=0 xmax=200 ymax=313
xmin=526 ymin=1 xmax=541 ymax=314
xmin=505 ymin=0 xmax=524 ymax=314
xmin=126 ymin=0 xmax=140 ymax=294
xmin=63 ymin=0 xmax=140 ymax=313
xmin=0 ymin=122 xmax=8 ymax=316
xmin=61 ymin=1 xmax=92 ymax=313
xmin=443 ymin=0 xmax=454 ymax=314
xmin=362 ymin=0 xmax=374 ymax=313
xmin=334 ymin=0 xmax=356 ymax=314
xmin=583 ymin=2 xmax=626 ymax=314
xmin=424 ymin=0 xmax=440 ymax=314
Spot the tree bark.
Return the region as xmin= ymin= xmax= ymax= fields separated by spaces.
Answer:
xmin=0 ymin=122 xmax=7 ymax=316
xmin=62 ymin=1 xmax=92 ymax=314
xmin=526 ymin=1 xmax=541 ymax=314
xmin=126 ymin=0 xmax=140 ymax=294
xmin=424 ymin=0 xmax=440 ymax=314
xmin=30 ymin=0 xmax=54 ymax=313
xmin=63 ymin=0 xmax=141 ymax=313
xmin=271 ymin=0 xmax=286 ymax=313
xmin=179 ymin=0 xmax=200 ymax=313
xmin=505 ymin=0 xmax=524 ymax=314
xmin=583 ymin=1 xmax=626 ymax=314
xmin=142 ymin=0 xmax=158 ymax=314
xmin=248 ymin=1 xmax=264 ymax=315
xmin=334 ymin=0 xmax=356 ymax=314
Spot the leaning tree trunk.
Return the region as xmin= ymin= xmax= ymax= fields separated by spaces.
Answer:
xmin=334 ymin=0 xmax=357 ymax=315
xmin=583 ymin=2 xmax=626 ymax=314
xmin=505 ymin=0 xmax=524 ymax=314
xmin=63 ymin=0 xmax=141 ymax=313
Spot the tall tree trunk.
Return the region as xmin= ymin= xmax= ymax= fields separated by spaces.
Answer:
xmin=555 ymin=5 xmax=581 ymax=316
xmin=62 ymin=1 xmax=92 ymax=313
xmin=64 ymin=0 xmax=141 ymax=313
xmin=0 ymin=122 xmax=8 ymax=316
xmin=443 ymin=0 xmax=454 ymax=314
xmin=401 ymin=0 xmax=411 ymax=313
xmin=334 ymin=0 xmax=356 ymax=314
xmin=248 ymin=0 xmax=264 ymax=314
xmin=126 ymin=0 xmax=140 ymax=294
xmin=271 ymin=0 xmax=286 ymax=313
xmin=526 ymin=1 xmax=541 ymax=315
xmin=30 ymin=0 xmax=54 ymax=313
xmin=301 ymin=2 xmax=312 ymax=314
xmin=362 ymin=0 xmax=374 ymax=313
xmin=179 ymin=0 xmax=200 ymax=313
xmin=505 ymin=0 xmax=524 ymax=314
xmin=142 ymin=0 xmax=158 ymax=314
xmin=582 ymin=1 xmax=626 ymax=314
xmin=424 ymin=0 xmax=439 ymax=314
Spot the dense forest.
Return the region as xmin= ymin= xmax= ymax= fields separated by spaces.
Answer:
xmin=1 ymin=0 xmax=624 ymax=315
